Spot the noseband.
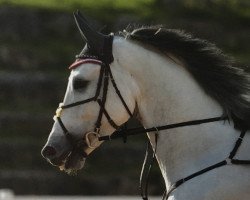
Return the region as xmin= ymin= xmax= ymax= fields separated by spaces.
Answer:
xmin=54 ymin=55 xmax=133 ymax=156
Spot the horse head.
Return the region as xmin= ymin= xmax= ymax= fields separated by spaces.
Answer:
xmin=41 ymin=11 xmax=138 ymax=174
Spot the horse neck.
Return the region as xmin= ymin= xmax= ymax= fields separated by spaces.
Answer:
xmin=113 ymin=37 xmax=224 ymax=125
xmin=113 ymin=37 xmax=241 ymax=188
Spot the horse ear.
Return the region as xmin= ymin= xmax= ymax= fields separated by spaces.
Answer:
xmin=73 ymin=10 xmax=114 ymax=64
xmin=73 ymin=10 xmax=105 ymax=55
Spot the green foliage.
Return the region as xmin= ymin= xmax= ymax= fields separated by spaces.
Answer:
xmin=1 ymin=0 xmax=249 ymax=25
xmin=0 ymin=0 xmax=156 ymax=27
xmin=0 ymin=0 xmax=153 ymax=11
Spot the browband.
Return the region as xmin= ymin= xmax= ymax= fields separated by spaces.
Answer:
xmin=69 ymin=58 xmax=103 ymax=70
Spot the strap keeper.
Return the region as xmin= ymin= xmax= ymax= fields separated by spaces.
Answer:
xmin=154 ymin=127 xmax=159 ymax=134
xmin=95 ymin=128 xmax=100 ymax=134
xmin=225 ymin=158 xmax=232 ymax=165
xmin=108 ymin=135 xmax=112 ymax=141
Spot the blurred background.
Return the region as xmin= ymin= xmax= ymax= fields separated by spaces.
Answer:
xmin=0 ymin=0 xmax=249 ymax=197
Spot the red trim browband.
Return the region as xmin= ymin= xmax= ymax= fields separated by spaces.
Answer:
xmin=69 ymin=59 xmax=103 ymax=70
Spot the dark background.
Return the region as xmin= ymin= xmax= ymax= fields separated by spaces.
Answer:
xmin=0 ymin=0 xmax=249 ymax=196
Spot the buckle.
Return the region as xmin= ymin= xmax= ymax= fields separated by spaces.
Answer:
xmin=84 ymin=132 xmax=100 ymax=149
xmin=225 ymin=158 xmax=232 ymax=165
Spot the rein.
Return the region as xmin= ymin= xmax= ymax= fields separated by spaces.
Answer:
xmin=100 ymin=115 xmax=250 ymax=199
xmin=163 ymin=128 xmax=250 ymax=199
xmin=99 ymin=116 xmax=228 ymax=141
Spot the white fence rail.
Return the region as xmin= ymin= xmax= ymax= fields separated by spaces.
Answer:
xmin=0 ymin=189 xmax=160 ymax=200
xmin=15 ymin=197 xmax=160 ymax=200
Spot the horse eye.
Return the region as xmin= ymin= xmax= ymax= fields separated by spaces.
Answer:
xmin=73 ymin=79 xmax=89 ymax=90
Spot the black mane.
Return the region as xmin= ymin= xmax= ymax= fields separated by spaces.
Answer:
xmin=125 ymin=27 xmax=250 ymax=130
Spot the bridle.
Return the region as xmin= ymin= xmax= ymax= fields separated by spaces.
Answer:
xmin=54 ymin=35 xmax=133 ymax=157
xmin=55 ymin=11 xmax=250 ymax=200
xmin=55 ymin=54 xmax=250 ymax=200
xmin=55 ymin=51 xmax=250 ymax=198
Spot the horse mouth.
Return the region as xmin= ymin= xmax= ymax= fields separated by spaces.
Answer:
xmin=59 ymin=151 xmax=86 ymax=175
xmin=49 ymin=150 xmax=86 ymax=175
xmin=45 ymin=134 xmax=99 ymax=175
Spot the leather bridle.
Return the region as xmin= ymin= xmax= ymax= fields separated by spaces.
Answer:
xmin=54 ymin=54 xmax=133 ymax=157
xmin=54 ymin=34 xmax=250 ymax=200
xmin=53 ymin=30 xmax=131 ymax=157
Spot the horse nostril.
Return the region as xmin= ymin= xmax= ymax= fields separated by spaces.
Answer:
xmin=41 ymin=145 xmax=57 ymax=159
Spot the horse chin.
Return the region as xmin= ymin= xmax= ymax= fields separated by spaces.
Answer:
xmin=59 ymin=152 xmax=86 ymax=175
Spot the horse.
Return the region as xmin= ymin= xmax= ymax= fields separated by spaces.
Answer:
xmin=41 ymin=11 xmax=250 ymax=200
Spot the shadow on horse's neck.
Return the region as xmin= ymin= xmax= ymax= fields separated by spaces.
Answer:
xmin=113 ymin=37 xmax=239 ymax=190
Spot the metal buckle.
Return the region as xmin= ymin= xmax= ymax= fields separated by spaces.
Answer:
xmin=84 ymin=132 xmax=100 ymax=149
